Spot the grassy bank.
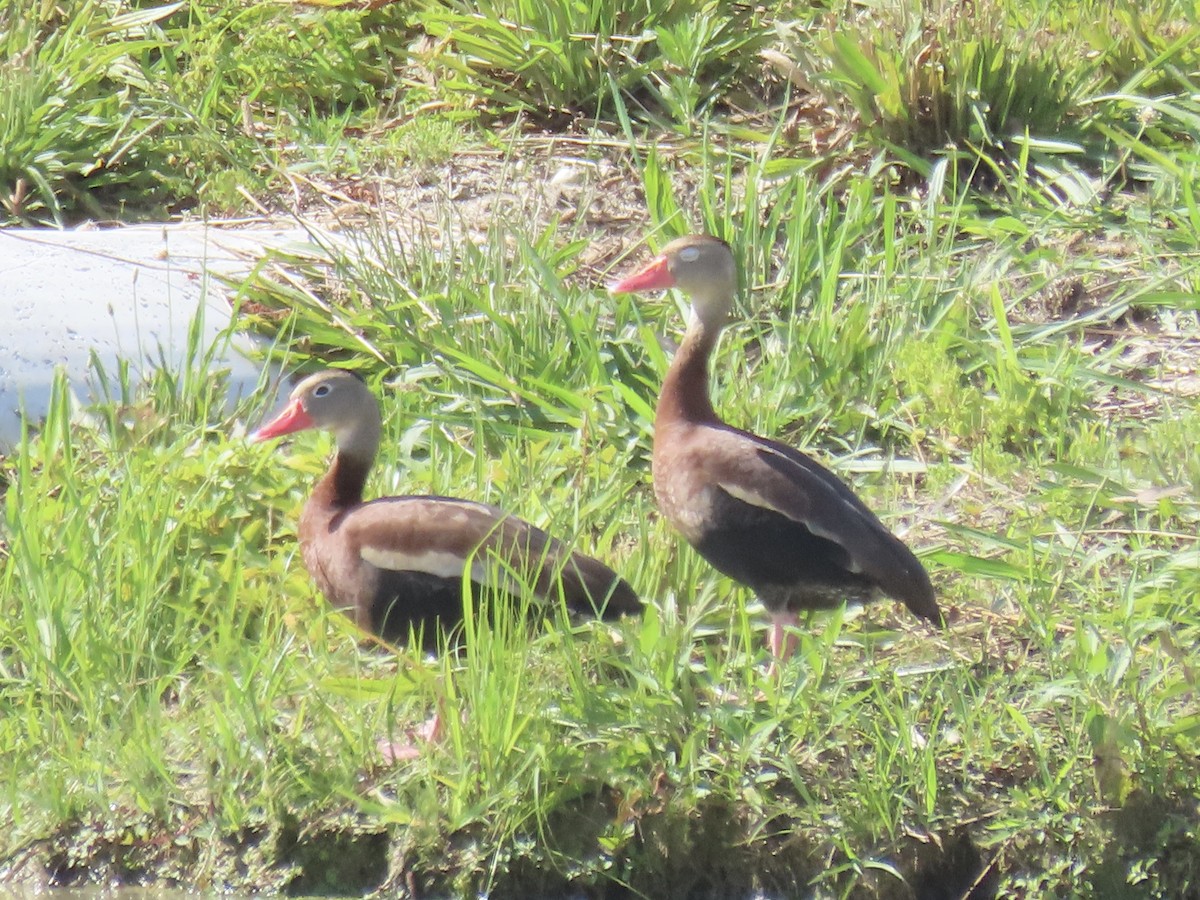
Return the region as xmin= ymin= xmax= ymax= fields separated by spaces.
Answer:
xmin=3 ymin=0 xmax=1200 ymax=896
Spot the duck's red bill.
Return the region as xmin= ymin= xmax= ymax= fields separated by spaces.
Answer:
xmin=251 ymin=399 xmax=314 ymax=442
xmin=608 ymin=254 xmax=674 ymax=293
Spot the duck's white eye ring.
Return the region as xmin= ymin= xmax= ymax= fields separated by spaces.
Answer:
xmin=679 ymin=246 xmax=700 ymax=262
xmin=313 ymin=384 xmax=331 ymax=398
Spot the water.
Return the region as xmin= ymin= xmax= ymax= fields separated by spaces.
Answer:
xmin=0 ymin=223 xmax=310 ymax=450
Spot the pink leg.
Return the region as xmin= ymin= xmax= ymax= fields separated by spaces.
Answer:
xmin=377 ymin=710 xmax=443 ymax=763
xmin=768 ymin=610 xmax=800 ymax=669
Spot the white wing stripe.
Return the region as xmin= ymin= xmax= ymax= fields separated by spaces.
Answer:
xmin=360 ymin=545 xmax=527 ymax=595
xmin=717 ymin=480 xmax=789 ymax=516
xmin=361 ymin=546 xmax=466 ymax=579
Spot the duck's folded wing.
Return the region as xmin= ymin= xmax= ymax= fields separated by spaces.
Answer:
xmin=709 ymin=433 xmax=940 ymax=624
xmin=346 ymin=496 xmax=640 ymax=618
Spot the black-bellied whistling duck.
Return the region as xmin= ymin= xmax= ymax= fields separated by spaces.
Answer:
xmin=610 ymin=235 xmax=941 ymax=662
xmin=252 ymin=369 xmax=641 ymax=643
xmin=252 ymin=369 xmax=641 ymax=756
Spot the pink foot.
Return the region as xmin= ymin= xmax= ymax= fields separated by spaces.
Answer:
xmin=376 ymin=712 xmax=442 ymax=763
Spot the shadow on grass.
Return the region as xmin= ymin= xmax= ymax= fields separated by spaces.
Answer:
xmin=1091 ymin=790 xmax=1200 ymax=900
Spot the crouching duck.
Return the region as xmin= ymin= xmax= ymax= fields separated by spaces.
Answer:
xmin=610 ymin=235 xmax=941 ymax=663
xmin=252 ymin=369 xmax=641 ymax=646
xmin=253 ymin=369 xmax=640 ymax=759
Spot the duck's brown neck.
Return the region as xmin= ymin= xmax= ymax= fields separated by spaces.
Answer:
xmin=657 ymin=317 xmax=723 ymax=426
xmin=307 ymin=408 xmax=382 ymax=514
xmin=310 ymin=450 xmax=373 ymax=512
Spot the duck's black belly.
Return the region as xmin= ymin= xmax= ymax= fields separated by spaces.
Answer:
xmin=365 ymin=570 xmax=455 ymax=647
xmin=691 ymin=497 xmax=877 ymax=614
xmin=366 ymin=570 xmax=526 ymax=650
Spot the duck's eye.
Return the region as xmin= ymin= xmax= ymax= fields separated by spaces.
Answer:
xmin=679 ymin=246 xmax=700 ymax=263
xmin=313 ymin=384 xmax=331 ymax=398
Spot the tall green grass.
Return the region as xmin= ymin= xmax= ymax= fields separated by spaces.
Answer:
xmin=7 ymin=0 xmax=1200 ymax=220
xmin=0 ymin=0 xmax=182 ymax=222
xmin=5 ymin=125 xmax=1196 ymax=892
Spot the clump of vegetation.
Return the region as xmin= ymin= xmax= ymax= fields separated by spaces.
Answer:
xmin=6 ymin=0 xmax=1200 ymax=219
xmin=414 ymin=0 xmax=771 ymax=127
xmin=813 ymin=0 xmax=1090 ymax=159
xmin=771 ymin=0 xmax=1200 ymax=202
xmin=0 ymin=0 xmax=183 ymax=222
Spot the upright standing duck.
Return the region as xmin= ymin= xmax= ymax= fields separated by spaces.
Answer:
xmin=252 ymin=369 xmax=641 ymax=647
xmin=610 ymin=235 xmax=940 ymax=661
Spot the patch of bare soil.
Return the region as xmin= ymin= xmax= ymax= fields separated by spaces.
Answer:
xmin=269 ymin=130 xmax=708 ymax=276
xmin=1094 ymin=328 xmax=1200 ymax=421
xmin=1014 ymin=231 xmax=1200 ymax=420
